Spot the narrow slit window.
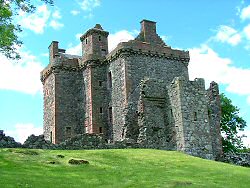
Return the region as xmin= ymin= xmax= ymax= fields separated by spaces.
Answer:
xmin=108 ymin=107 xmax=113 ymax=123
xmin=98 ymin=35 xmax=101 ymax=41
xmin=99 ymin=127 xmax=103 ymax=133
xmin=108 ymin=71 xmax=112 ymax=88
xmin=50 ymin=131 xmax=52 ymax=143
xmin=194 ymin=112 xmax=197 ymax=121
xmin=85 ymin=38 xmax=88 ymax=44
xmin=100 ymin=107 xmax=103 ymax=114
xmin=99 ymin=81 xmax=103 ymax=86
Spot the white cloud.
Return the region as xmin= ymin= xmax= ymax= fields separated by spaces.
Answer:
xmin=227 ymin=33 xmax=241 ymax=46
xmin=71 ymin=10 xmax=80 ymax=16
xmin=52 ymin=10 xmax=62 ymax=19
xmin=240 ymin=5 xmax=250 ymax=20
xmin=78 ymin=0 xmax=101 ymax=11
xmin=213 ymin=25 xmax=241 ymax=46
xmin=18 ymin=4 xmax=50 ymax=34
xmin=189 ymin=45 xmax=250 ymax=100
xmin=66 ymin=43 xmax=82 ymax=55
xmin=49 ymin=20 xmax=64 ymax=30
xmin=247 ymin=96 xmax=250 ymax=105
xmin=108 ymin=30 xmax=135 ymax=51
xmin=161 ymin=35 xmax=168 ymax=43
xmin=75 ymin=33 xmax=82 ymax=40
xmin=238 ymin=130 xmax=250 ymax=148
xmin=243 ymin=24 xmax=250 ymax=40
xmin=5 ymin=123 xmax=42 ymax=143
xmin=84 ymin=12 xmax=93 ymax=19
xmin=41 ymin=53 xmax=49 ymax=57
xmin=0 ymin=48 xmax=43 ymax=95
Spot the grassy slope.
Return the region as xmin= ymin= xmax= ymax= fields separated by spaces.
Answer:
xmin=0 ymin=149 xmax=249 ymax=188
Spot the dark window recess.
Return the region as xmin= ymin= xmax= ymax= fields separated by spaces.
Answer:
xmin=194 ymin=112 xmax=197 ymax=121
xmin=99 ymin=127 xmax=103 ymax=133
xmin=101 ymin=49 xmax=106 ymax=56
xmin=50 ymin=131 xmax=52 ymax=143
xmin=98 ymin=35 xmax=101 ymax=41
xmin=85 ymin=38 xmax=88 ymax=44
xmin=108 ymin=107 xmax=113 ymax=123
xmin=108 ymin=71 xmax=112 ymax=88
xmin=100 ymin=107 xmax=103 ymax=113
xmin=121 ymin=128 xmax=125 ymax=138
xmin=65 ymin=127 xmax=72 ymax=137
xmin=99 ymin=81 xmax=103 ymax=86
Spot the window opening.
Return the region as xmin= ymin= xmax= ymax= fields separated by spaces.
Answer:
xmin=194 ymin=112 xmax=197 ymax=121
xmin=108 ymin=107 xmax=113 ymax=123
xmin=99 ymin=127 xmax=103 ymax=133
xmin=65 ymin=127 xmax=72 ymax=138
xmin=108 ymin=71 xmax=112 ymax=88
xmin=101 ymin=49 xmax=106 ymax=56
xmin=50 ymin=131 xmax=52 ymax=143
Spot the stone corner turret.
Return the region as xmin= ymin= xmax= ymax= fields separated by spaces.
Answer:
xmin=80 ymin=24 xmax=109 ymax=62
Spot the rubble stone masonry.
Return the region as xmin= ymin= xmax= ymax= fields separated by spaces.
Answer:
xmin=41 ymin=20 xmax=222 ymax=159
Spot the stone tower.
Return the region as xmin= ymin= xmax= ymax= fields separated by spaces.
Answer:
xmin=41 ymin=20 xmax=222 ymax=159
xmin=41 ymin=41 xmax=84 ymax=144
xmin=79 ymin=24 xmax=110 ymax=138
xmin=80 ymin=24 xmax=109 ymax=60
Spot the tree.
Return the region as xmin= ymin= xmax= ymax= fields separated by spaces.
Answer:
xmin=220 ymin=93 xmax=247 ymax=152
xmin=0 ymin=0 xmax=53 ymax=60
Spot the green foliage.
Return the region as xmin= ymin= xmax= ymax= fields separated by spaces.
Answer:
xmin=220 ymin=93 xmax=247 ymax=153
xmin=0 ymin=148 xmax=250 ymax=188
xmin=0 ymin=0 xmax=53 ymax=60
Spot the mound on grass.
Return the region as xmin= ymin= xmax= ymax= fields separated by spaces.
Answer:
xmin=0 ymin=148 xmax=249 ymax=188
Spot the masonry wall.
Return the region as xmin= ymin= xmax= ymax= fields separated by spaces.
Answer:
xmin=169 ymin=77 xmax=214 ymax=159
xmin=207 ymin=82 xmax=223 ymax=159
xmin=108 ymin=57 xmax=127 ymax=141
xmin=54 ymin=70 xmax=85 ymax=144
xmin=122 ymin=53 xmax=189 ymax=140
xmin=137 ymin=79 xmax=176 ymax=150
xmin=43 ymin=74 xmax=55 ymax=143
xmin=90 ymin=64 xmax=109 ymax=139
xmin=83 ymin=66 xmax=93 ymax=133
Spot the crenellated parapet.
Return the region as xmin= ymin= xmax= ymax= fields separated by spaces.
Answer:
xmin=106 ymin=40 xmax=190 ymax=66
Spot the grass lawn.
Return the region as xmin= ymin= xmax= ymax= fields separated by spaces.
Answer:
xmin=0 ymin=148 xmax=249 ymax=188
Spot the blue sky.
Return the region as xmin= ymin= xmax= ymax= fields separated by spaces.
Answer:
xmin=0 ymin=0 xmax=250 ymax=146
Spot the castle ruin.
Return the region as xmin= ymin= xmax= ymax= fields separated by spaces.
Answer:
xmin=41 ymin=20 xmax=222 ymax=159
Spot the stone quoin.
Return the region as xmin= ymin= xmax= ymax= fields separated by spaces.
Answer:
xmin=41 ymin=20 xmax=222 ymax=159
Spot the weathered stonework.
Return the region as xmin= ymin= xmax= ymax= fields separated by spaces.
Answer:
xmin=41 ymin=19 xmax=222 ymax=159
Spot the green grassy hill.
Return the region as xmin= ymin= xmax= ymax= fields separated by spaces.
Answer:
xmin=0 ymin=148 xmax=249 ymax=188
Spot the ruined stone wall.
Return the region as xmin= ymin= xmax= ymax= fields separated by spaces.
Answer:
xmin=206 ymin=82 xmax=222 ymax=159
xmin=54 ymin=70 xmax=85 ymax=144
xmin=43 ymin=74 xmax=55 ymax=142
xmin=122 ymin=53 xmax=189 ymax=141
xmin=137 ymin=79 xmax=176 ymax=150
xmin=169 ymin=77 xmax=214 ymax=159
